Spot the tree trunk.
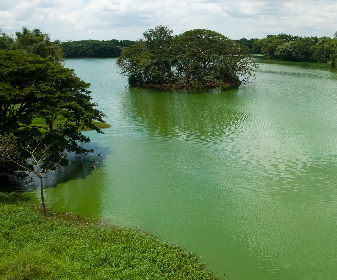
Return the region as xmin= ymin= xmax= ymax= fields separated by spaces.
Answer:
xmin=40 ymin=176 xmax=47 ymax=216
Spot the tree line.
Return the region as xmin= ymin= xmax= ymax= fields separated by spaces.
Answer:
xmin=3 ymin=27 xmax=337 ymax=67
xmin=247 ymin=33 xmax=337 ymax=68
xmin=61 ymin=39 xmax=135 ymax=58
xmin=0 ymin=27 xmax=135 ymax=59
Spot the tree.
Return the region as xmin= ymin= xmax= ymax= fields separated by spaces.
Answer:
xmin=117 ymin=27 xmax=256 ymax=90
xmin=0 ymin=134 xmax=66 ymax=216
xmin=253 ymin=34 xmax=299 ymax=59
xmin=117 ymin=26 xmax=174 ymax=87
xmin=311 ymin=37 xmax=337 ymax=63
xmin=292 ymin=37 xmax=317 ymax=61
xmin=116 ymin=40 xmax=153 ymax=87
xmin=0 ymin=27 xmax=63 ymax=63
xmin=254 ymin=33 xmax=337 ymax=68
xmin=274 ymin=37 xmax=317 ymax=62
xmin=261 ymin=38 xmax=285 ymax=60
xmin=173 ymin=29 xmax=254 ymax=88
xmin=0 ymin=49 xmax=106 ymax=176
xmin=12 ymin=27 xmax=64 ymax=63
xmin=142 ymin=26 xmax=174 ymax=85
xmin=274 ymin=41 xmax=297 ymax=61
xmin=0 ymin=30 xmax=14 ymax=49
xmin=235 ymin=38 xmax=259 ymax=53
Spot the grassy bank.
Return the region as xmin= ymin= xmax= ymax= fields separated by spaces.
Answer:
xmin=0 ymin=192 xmax=218 ymax=279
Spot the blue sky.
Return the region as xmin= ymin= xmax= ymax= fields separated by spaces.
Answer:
xmin=1 ymin=0 xmax=336 ymax=41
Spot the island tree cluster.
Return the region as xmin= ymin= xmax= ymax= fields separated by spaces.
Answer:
xmin=117 ymin=26 xmax=256 ymax=90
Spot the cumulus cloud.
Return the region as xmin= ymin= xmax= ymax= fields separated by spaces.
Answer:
xmin=0 ymin=0 xmax=336 ymax=41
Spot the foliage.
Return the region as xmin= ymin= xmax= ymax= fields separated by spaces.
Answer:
xmin=273 ymin=41 xmax=297 ymax=61
xmin=117 ymin=26 xmax=173 ymax=87
xmin=142 ymin=26 xmax=174 ymax=86
xmin=117 ymin=26 xmax=256 ymax=90
xmin=117 ymin=40 xmax=150 ymax=86
xmin=0 ymin=30 xmax=14 ymax=49
xmin=274 ymin=37 xmax=317 ymax=62
xmin=61 ymin=39 xmax=135 ymax=58
xmin=235 ymin=38 xmax=259 ymax=53
xmin=253 ymin=33 xmax=337 ymax=68
xmin=174 ymin=29 xmax=255 ymax=87
xmin=261 ymin=38 xmax=286 ymax=60
xmin=0 ymin=27 xmax=63 ymax=63
xmin=1 ymin=27 xmax=132 ymax=62
xmin=293 ymin=37 xmax=318 ymax=61
xmin=311 ymin=37 xmax=337 ymax=63
xmin=253 ymin=34 xmax=295 ymax=57
xmin=0 ymin=134 xmax=19 ymax=173
xmin=0 ymin=49 xmax=106 ymax=180
xmin=0 ymin=192 xmax=218 ymax=279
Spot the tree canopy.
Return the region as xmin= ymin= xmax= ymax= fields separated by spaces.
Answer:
xmin=1 ymin=27 xmax=63 ymax=63
xmin=117 ymin=26 xmax=256 ymax=90
xmin=0 ymin=49 xmax=105 ymax=174
xmin=252 ymin=33 xmax=337 ymax=68
xmin=234 ymin=38 xmax=259 ymax=53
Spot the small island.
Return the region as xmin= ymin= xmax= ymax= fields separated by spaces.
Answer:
xmin=117 ymin=26 xmax=257 ymax=91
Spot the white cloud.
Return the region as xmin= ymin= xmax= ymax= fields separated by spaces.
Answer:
xmin=0 ymin=0 xmax=336 ymax=41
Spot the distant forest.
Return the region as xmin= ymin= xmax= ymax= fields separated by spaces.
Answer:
xmin=60 ymin=39 xmax=135 ymax=58
xmin=236 ymin=34 xmax=337 ymax=69
xmin=61 ymin=34 xmax=337 ymax=70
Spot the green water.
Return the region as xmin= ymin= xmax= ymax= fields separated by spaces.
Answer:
xmin=30 ymin=58 xmax=337 ymax=279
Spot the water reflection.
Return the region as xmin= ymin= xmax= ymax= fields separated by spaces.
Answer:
xmin=24 ymin=142 xmax=111 ymax=190
xmin=122 ymin=87 xmax=251 ymax=145
xmin=26 ymin=142 xmax=112 ymax=216
xmin=117 ymin=63 xmax=337 ymax=279
xmin=121 ymin=75 xmax=337 ymax=203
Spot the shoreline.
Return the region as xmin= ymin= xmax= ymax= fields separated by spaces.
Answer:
xmin=0 ymin=192 xmax=219 ymax=279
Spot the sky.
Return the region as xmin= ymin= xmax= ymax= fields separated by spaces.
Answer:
xmin=1 ymin=0 xmax=337 ymax=42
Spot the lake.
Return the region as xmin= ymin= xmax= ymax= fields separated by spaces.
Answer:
xmin=29 ymin=58 xmax=337 ymax=279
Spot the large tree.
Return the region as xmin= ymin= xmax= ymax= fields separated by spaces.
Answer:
xmin=0 ymin=49 xmax=105 ymax=172
xmin=117 ymin=26 xmax=256 ymax=90
xmin=0 ymin=27 xmax=63 ymax=63
xmin=116 ymin=26 xmax=174 ymax=87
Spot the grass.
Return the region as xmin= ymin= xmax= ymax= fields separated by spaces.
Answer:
xmin=0 ymin=192 xmax=218 ymax=280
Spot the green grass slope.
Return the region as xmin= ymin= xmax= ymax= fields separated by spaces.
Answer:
xmin=0 ymin=193 xmax=218 ymax=280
